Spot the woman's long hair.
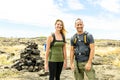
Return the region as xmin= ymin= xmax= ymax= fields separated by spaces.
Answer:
xmin=55 ymin=19 xmax=67 ymax=36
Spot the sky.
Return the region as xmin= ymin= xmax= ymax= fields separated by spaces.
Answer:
xmin=0 ymin=0 xmax=120 ymax=40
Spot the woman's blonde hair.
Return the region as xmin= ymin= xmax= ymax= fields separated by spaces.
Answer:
xmin=55 ymin=19 xmax=67 ymax=36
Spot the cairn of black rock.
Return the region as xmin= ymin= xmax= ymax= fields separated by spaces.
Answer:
xmin=12 ymin=42 xmax=44 ymax=72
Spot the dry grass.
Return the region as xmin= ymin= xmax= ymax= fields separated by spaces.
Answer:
xmin=0 ymin=45 xmax=26 ymax=54
xmin=0 ymin=54 xmax=11 ymax=65
xmin=95 ymin=46 xmax=120 ymax=56
xmin=95 ymin=46 xmax=120 ymax=66
xmin=0 ymin=69 xmax=21 ymax=78
xmin=0 ymin=45 xmax=26 ymax=65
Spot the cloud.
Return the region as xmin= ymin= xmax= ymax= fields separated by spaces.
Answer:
xmin=68 ymin=0 xmax=84 ymax=10
xmin=81 ymin=14 xmax=120 ymax=40
xmin=0 ymin=0 xmax=61 ymax=26
xmin=0 ymin=0 xmax=120 ymax=39
xmin=88 ymin=0 xmax=120 ymax=13
xmin=83 ymin=15 xmax=120 ymax=30
xmin=99 ymin=0 xmax=120 ymax=13
xmin=0 ymin=0 xmax=84 ymax=27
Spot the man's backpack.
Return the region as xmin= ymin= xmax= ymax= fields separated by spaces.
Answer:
xmin=73 ymin=31 xmax=89 ymax=46
xmin=50 ymin=33 xmax=65 ymax=48
xmin=72 ymin=31 xmax=90 ymax=62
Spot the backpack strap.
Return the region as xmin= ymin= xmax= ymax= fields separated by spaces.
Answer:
xmin=52 ymin=33 xmax=56 ymax=43
xmin=50 ymin=33 xmax=65 ymax=48
xmin=50 ymin=33 xmax=56 ymax=48
xmin=73 ymin=31 xmax=88 ymax=46
xmin=73 ymin=33 xmax=78 ymax=47
xmin=83 ymin=31 xmax=88 ymax=45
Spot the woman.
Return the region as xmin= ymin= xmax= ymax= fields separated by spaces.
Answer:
xmin=44 ymin=19 xmax=67 ymax=80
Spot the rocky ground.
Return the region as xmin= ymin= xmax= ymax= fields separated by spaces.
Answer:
xmin=0 ymin=38 xmax=120 ymax=80
xmin=0 ymin=56 xmax=120 ymax=80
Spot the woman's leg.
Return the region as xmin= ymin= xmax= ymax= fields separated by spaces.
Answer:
xmin=55 ymin=62 xmax=63 ymax=80
xmin=49 ymin=62 xmax=57 ymax=80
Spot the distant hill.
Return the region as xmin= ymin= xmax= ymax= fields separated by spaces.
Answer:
xmin=0 ymin=37 xmax=120 ymax=47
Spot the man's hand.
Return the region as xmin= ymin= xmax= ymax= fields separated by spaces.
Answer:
xmin=70 ymin=63 xmax=74 ymax=71
xmin=85 ymin=62 xmax=91 ymax=71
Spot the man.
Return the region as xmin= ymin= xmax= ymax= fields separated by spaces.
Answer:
xmin=70 ymin=18 xmax=95 ymax=80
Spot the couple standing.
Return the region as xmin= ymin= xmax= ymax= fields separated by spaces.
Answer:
xmin=44 ymin=18 xmax=95 ymax=80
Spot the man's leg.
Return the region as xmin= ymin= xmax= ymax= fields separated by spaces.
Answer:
xmin=74 ymin=61 xmax=84 ymax=80
xmin=85 ymin=64 xmax=95 ymax=80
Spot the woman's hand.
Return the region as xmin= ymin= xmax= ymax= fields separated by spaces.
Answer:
xmin=44 ymin=63 xmax=48 ymax=72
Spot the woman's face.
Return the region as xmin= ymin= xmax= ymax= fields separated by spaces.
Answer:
xmin=55 ymin=21 xmax=63 ymax=31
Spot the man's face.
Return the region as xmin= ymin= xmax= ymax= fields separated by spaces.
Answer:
xmin=75 ymin=20 xmax=84 ymax=33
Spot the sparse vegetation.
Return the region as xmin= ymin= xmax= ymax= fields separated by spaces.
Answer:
xmin=0 ymin=37 xmax=120 ymax=79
